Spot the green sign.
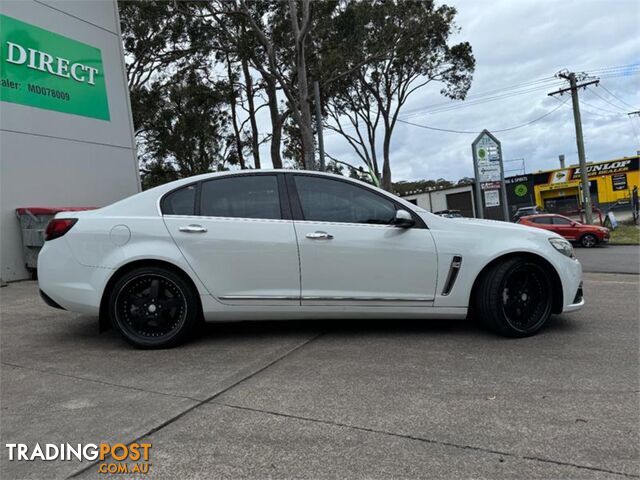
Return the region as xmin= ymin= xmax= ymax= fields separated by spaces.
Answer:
xmin=0 ymin=14 xmax=109 ymax=120
xmin=514 ymin=184 xmax=528 ymax=197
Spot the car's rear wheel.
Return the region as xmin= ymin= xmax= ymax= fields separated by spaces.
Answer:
xmin=580 ymin=233 xmax=598 ymax=248
xmin=475 ymin=257 xmax=553 ymax=337
xmin=109 ymin=267 xmax=199 ymax=348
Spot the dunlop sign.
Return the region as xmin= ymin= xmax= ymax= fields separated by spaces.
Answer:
xmin=0 ymin=14 xmax=109 ymax=120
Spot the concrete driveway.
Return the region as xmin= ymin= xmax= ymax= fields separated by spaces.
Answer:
xmin=1 ymin=272 xmax=638 ymax=479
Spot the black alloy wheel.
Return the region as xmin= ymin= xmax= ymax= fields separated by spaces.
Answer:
xmin=475 ymin=257 xmax=553 ymax=337
xmin=499 ymin=262 xmax=552 ymax=333
xmin=109 ymin=267 xmax=199 ymax=348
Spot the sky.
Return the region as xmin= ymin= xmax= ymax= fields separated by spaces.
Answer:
xmin=260 ymin=0 xmax=640 ymax=183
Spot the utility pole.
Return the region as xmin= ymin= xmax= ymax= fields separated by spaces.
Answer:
xmin=628 ymin=111 xmax=640 ymax=148
xmin=548 ymin=71 xmax=599 ymax=224
xmin=313 ymin=81 xmax=325 ymax=171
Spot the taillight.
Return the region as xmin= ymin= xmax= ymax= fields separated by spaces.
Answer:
xmin=44 ymin=218 xmax=77 ymax=241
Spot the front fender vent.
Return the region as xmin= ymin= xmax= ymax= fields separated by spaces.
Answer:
xmin=442 ymin=255 xmax=463 ymax=296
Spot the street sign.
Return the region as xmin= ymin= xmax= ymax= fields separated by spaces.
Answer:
xmin=481 ymin=181 xmax=501 ymax=190
xmin=484 ymin=189 xmax=501 ymax=207
xmin=472 ymin=130 xmax=509 ymax=220
xmin=478 ymin=164 xmax=501 ymax=182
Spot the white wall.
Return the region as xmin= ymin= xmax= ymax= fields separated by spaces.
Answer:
xmin=0 ymin=0 xmax=139 ymax=281
xmin=402 ymin=191 xmax=432 ymax=211
xmin=402 ymin=185 xmax=476 ymax=217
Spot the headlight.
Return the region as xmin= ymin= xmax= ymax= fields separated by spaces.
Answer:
xmin=549 ymin=238 xmax=574 ymax=258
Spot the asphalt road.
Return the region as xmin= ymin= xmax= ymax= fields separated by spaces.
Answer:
xmin=575 ymin=245 xmax=640 ymax=274
xmin=1 ymin=272 xmax=638 ymax=480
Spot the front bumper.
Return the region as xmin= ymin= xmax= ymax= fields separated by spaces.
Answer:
xmin=556 ymin=253 xmax=584 ymax=313
xmin=563 ymin=281 xmax=584 ymax=312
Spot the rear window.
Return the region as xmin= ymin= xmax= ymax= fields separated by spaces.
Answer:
xmin=532 ymin=216 xmax=552 ymax=224
xmin=161 ymin=185 xmax=196 ymax=215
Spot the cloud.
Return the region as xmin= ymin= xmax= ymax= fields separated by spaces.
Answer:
xmin=321 ymin=0 xmax=640 ymax=182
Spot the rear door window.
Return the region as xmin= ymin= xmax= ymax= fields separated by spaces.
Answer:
xmin=200 ymin=175 xmax=282 ymax=219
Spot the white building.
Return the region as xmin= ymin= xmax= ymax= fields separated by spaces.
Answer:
xmin=401 ymin=184 xmax=477 ymax=218
xmin=0 ymin=0 xmax=139 ymax=281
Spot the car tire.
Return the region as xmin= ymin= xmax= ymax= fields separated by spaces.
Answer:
xmin=108 ymin=266 xmax=199 ymax=349
xmin=580 ymin=234 xmax=598 ymax=248
xmin=475 ymin=257 xmax=553 ymax=337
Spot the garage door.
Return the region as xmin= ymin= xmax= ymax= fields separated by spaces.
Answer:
xmin=446 ymin=191 xmax=474 ymax=217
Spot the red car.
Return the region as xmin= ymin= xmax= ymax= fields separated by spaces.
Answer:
xmin=518 ymin=214 xmax=609 ymax=248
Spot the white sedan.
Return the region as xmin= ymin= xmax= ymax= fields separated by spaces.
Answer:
xmin=38 ymin=170 xmax=584 ymax=348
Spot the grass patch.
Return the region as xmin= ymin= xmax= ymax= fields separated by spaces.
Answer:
xmin=609 ymin=224 xmax=640 ymax=245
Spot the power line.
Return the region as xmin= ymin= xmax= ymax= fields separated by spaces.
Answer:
xmin=395 ymin=98 xmax=569 ymax=134
xmin=597 ymin=70 xmax=640 ymax=80
xmin=599 ymin=84 xmax=638 ymax=110
xmin=324 ymin=65 xmax=637 ymax=139
xmin=582 ymin=62 xmax=640 ymax=74
xmin=585 ymin=87 xmax=628 ymax=112
xmin=401 ymin=82 xmax=565 ymax=117
xmin=399 ymin=80 xmax=563 ymax=117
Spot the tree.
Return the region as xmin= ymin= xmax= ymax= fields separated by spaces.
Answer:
xmin=228 ymin=0 xmax=340 ymax=169
xmin=119 ymin=1 xmax=215 ymax=136
xmin=139 ymin=69 xmax=234 ymax=188
xmin=324 ymin=1 xmax=475 ymax=190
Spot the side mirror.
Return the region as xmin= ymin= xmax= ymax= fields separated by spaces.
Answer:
xmin=393 ymin=209 xmax=415 ymax=228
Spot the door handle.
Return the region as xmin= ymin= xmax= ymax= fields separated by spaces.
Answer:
xmin=179 ymin=224 xmax=207 ymax=233
xmin=306 ymin=231 xmax=334 ymax=240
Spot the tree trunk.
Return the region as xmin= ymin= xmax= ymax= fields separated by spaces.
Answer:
xmin=295 ymin=52 xmax=315 ymax=170
xmin=241 ymin=58 xmax=261 ymax=169
xmin=226 ymin=53 xmax=245 ymax=169
xmin=264 ymin=78 xmax=284 ymax=168
xmin=381 ymin=127 xmax=392 ymax=191
xmin=289 ymin=0 xmax=315 ymax=170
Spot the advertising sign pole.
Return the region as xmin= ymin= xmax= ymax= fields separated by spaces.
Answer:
xmin=471 ymin=145 xmax=484 ymax=219
xmin=498 ymin=142 xmax=510 ymax=221
xmin=472 ymin=130 xmax=509 ymax=221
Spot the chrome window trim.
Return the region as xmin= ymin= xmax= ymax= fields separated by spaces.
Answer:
xmin=162 ymin=214 xmax=294 ymax=224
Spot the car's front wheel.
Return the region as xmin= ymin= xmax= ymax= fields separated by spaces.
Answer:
xmin=108 ymin=266 xmax=199 ymax=348
xmin=475 ymin=257 xmax=553 ymax=337
xmin=580 ymin=233 xmax=598 ymax=248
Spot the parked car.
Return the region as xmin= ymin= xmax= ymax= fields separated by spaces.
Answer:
xmin=433 ymin=209 xmax=463 ymax=218
xmin=38 ymin=170 xmax=583 ymax=348
xmin=513 ymin=206 xmax=544 ymax=222
xmin=517 ymin=214 xmax=609 ymax=247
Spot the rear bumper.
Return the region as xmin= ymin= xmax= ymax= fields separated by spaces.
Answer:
xmin=37 ymin=238 xmax=111 ymax=316
xmin=40 ymin=289 xmax=65 ymax=310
